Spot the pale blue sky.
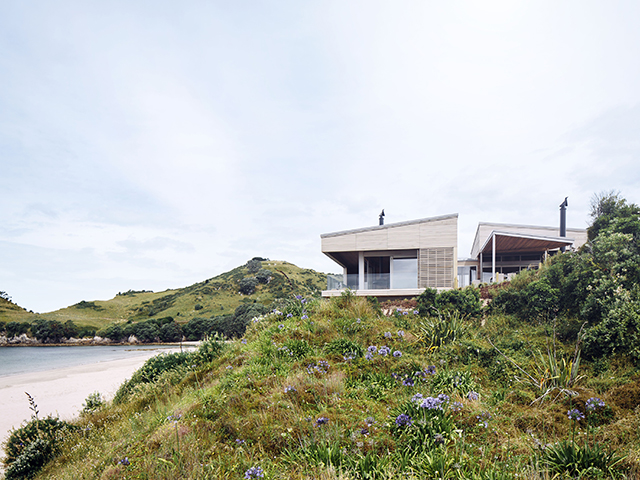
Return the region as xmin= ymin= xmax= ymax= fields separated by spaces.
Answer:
xmin=2 ymin=1 xmax=639 ymax=312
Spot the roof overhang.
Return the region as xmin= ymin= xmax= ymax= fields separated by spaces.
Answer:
xmin=479 ymin=231 xmax=574 ymax=256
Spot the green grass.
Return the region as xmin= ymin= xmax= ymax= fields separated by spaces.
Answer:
xmin=6 ymin=294 xmax=640 ymax=479
xmin=0 ymin=260 xmax=328 ymax=331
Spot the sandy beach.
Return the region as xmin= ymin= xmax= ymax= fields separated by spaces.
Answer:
xmin=0 ymin=348 xmax=184 ymax=445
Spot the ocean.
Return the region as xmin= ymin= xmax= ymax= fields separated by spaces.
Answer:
xmin=0 ymin=344 xmax=188 ymax=377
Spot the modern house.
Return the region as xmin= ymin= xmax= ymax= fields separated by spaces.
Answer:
xmin=458 ymin=222 xmax=589 ymax=287
xmin=321 ymin=210 xmax=587 ymax=299
xmin=321 ymin=214 xmax=458 ymax=299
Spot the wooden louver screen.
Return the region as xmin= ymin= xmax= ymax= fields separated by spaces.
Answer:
xmin=418 ymin=248 xmax=454 ymax=289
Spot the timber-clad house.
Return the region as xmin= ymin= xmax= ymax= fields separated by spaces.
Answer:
xmin=321 ymin=213 xmax=587 ymax=300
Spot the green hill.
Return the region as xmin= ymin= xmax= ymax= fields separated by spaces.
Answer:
xmin=1 ymin=259 xmax=328 ymax=332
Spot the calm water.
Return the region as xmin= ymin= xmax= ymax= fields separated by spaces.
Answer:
xmin=0 ymin=345 xmax=187 ymax=377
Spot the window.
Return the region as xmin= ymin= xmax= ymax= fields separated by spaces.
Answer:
xmin=393 ymin=257 xmax=417 ymax=288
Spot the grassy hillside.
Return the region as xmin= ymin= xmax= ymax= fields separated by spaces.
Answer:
xmin=0 ymin=297 xmax=31 ymax=323
xmin=1 ymin=260 xmax=328 ymax=331
xmin=7 ymin=293 xmax=639 ymax=479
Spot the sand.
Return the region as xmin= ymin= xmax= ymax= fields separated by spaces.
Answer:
xmin=0 ymin=348 xmax=185 ymax=445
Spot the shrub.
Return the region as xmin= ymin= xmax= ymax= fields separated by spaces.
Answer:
xmin=239 ymin=277 xmax=258 ymax=295
xmin=82 ymin=392 xmax=105 ymax=413
xmin=159 ymin=321 xmax=182 ymax=342
xmin=246 ymin=258 xmax=263 ymax=273
xmin=324 ymin=338 xmax=364 ymax=359
xmin=4 ymin=438 xmax=53 ymax=480
xmin=4 ymin=321 xmax=30 ymax=338
xmin=419 ymin=310 xmax=468 ymax=349
xmin=417 ymin=287 xmax=482 ymax=318
xmin=542 ymin=440 xmax=626 ymax=478
xmin=97 ymin=323 xmax=124 ymax=342
xmin=255 ymin=269 xmax=273 ymax=284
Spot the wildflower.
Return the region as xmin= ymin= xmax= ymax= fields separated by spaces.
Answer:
xmin=384 ymin=331 xmax=392 ymax=338
xmin=367 ymin=345 xmax=377 ymax=354
xmin=278 ymin=324 xmax=284 ymax=329
xmin=393 ymin=350 xmax=402 ymax=358
xmin=413 ymin=310 xmax=419 ymax=315
xmin=241 ymin=339 xmax=247 ymax=344
xmin=284 ymin=385 xmax=296 ymax=394
xmin=395 ymin=414 xmax=413 ymax=427
xmin=425 ymin=365 xmax=436 ymax=375
xmin=420 ymin=397 xmax=443 ymax=410
xmin=316 ymin=417 xmax=329 ymax=426
xmin=301 ymin=314 xmax=309 ymax=320
xmin=226 ymin=365 xmax=233 ymax=370
xmin=356 ymin=318 xmax=361 ymax=323
xmin=402 ymin=377 xmax=414 ymax=387
xmin=585 ymin=397 xmax=605 ymax=411
xmin=245 ymin=466 xmax=265 ymax=479
xmin=411 ymin=393 xmax=424 ymax=403
xmin=378 ymin=346 xmax=390 ymax=356
xmin=365 ymin=352 xmax=373 ymax=361
xmin=437 ymin=393 xmax=450 ymax=404
xmin=451 ymin=401 xmax=463 ymax=412
xmin=343 ymin=354 xmax=355 ymax=362
xmin=118 ymin=457 xmax=130 ymax=466
xmin=467 ymin=391 xmax=479 ymax=401
xmin=236 ymin=438 xmax=246 ymax=445
xmin=252 ymin=317 xmax=260 ymax=323
xmin=295 ymin=295 xmax=303 ymax=300
xmin=402 ymin=311 xmax=408 ymax=316
xmin=567 ymin=408 xmax=585 ymax=421
xmin=286 ymin=313 xmax=293 ymax=318
xmin=365 ymin=416 xmax=376 ymax=426
xmin=301 ymin=298 xmax=307 ymax=304
xmin=434 ymin=433 xmax=445 ymax=445
xmin=397 ymin=330 xmax=405 ymax=338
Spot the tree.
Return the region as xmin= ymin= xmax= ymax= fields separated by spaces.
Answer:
xmin=0 ymin=291 xmax=11 ymax=301
xmin=246 ymin=258 xmax=263 ymax=274
xmin=238 ymin=277 xmax=258 ymax=295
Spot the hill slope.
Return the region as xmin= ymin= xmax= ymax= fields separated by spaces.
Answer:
xmin=1 ymin=260 xmax=328 ymax=330
xmin=7 ymin=294 xmax=639 ymax=479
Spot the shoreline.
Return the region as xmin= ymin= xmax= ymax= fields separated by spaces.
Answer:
xmin=0 ymin=347 xmax=188 ymax=446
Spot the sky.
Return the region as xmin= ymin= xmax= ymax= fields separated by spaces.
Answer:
xmin=1 ymin=1 xmax=639 ymax=313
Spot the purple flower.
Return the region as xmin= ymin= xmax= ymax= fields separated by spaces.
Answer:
xmin=451 ymin=401 xmax=463 ymax=412
xmin=365 ymin=416 xmax=375 ymax=426
xmin=397 ymin=330 xmax=405 ymax=338
xmin=384 ymin=331 xmax=392 ymax=338
xmin=365 ymin=352 xmax=373 ymax=361
xmin=402 ymin=311 xmax=408 ymax=316
xmin=236 ymin=438 xmax=246 ymax=445
xmin=395 ymin=414 xmax=412 ymax=427
xmin=413 ymin=310 xmax=419 ymax=315
xmin=419 ymin=397 xmax=443 ymax=410
xmin=118 ymin=457 xmax=130 ymax=466
xmin=437 ymin=393 xmax=450 ymax=404
xmin=295 ymin=295 xmax=303 ymax=300
xmin=467 ymin=391 xmax=479 ymax=401
xmin=402 ymin=377 xmax=414 ymax=387
xmin=586 ymin=397 xmax=605 ymax=411
xmin=316 ymin=416 xmax=329 ymax=426
xmin=286 ymin=313 xmax=293 ymax=318
xmin=360 ymin=427 xmax=369 ymax=435
xmin=367 ymin=345 xmax=377 ymax=354
xmin=301 ymin=314 xmax=309 ymax=320
xmin=393 ymin=350 xmax=402 ymax=358
xmin=378 ymin=346 xmax=390 ymax=356
xmin=245 ymin=466 xmax=265 ymax=478
xmin=411 ymin=393 xmax=424 ymax=403
xmin=567 ymin=408 xmax=585 ymax=421
xmin=284 ymin=385 xmax=296 ymax=393
xmin=425 ymin=365 xmax=436 ymax=375
xmin=278 ymin=324 xmax=284 ymax=329
xmin=241 ymin=339 xmax=247 ymax=344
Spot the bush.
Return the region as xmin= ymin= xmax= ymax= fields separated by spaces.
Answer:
xmin=583 ymin=299 xmax=640 ymax=365
xmin=5 ymin=438 xmax=53 ymax=480
xmin=82 ymin=392 xmax=105 ymax=413
xmin=158 ymin=321 xmax=182 ymax=342
xmin=246 ymin=258 xmax=263 ymax=273
xmin=238 ymin=277 xmax=258 ymax=295
xmin=255 ymin=269 xmax=273 ymax=284
xmin=3 ymin=416 xmax=75 ymax=476
xmin=417 ymin=287 xmax=481 ymax=318
xmin=4 ymin=321 xmax=30 ymax=338
xmin=97 ymin=323 xmax=124 ymax=342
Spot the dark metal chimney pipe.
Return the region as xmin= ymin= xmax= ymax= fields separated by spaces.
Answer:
xmin=379 ymin=209 xmax=385 ymax=226
xmin=559 ymin=197 xmax=568 ymax=252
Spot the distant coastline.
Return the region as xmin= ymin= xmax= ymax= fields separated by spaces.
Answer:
xmin=0 ymin=334 xmax=198 ymax=347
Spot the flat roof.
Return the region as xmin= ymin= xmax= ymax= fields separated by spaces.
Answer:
xmin=321 ymin=213 xmax=458 ymax=238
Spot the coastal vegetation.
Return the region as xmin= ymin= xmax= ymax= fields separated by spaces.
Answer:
xmin=2 ymin=192 xmax=639 ymax=478
xmin=0 ymin=260 xmax=327 ymax=344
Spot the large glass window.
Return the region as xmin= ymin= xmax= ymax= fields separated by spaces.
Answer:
xmin=393 ymin=257 xmax=417 ymax=288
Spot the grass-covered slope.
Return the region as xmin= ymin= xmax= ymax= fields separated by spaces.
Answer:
xmin=0 ymin=296 xmax=31 ymax=324
xmin=1 ymin=260 xmax=327 ymax=331
xmin=12 ymin=294 xmax=640 ymax=479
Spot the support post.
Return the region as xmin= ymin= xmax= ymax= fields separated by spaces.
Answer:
xmin=492 ymin=233 xmax=496 ymax=283
xmin=358 ymin=252 xmax=365 ymax=290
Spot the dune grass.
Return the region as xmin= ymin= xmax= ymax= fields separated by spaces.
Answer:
xmin=11 ymin=294 xmax=640 ymax=479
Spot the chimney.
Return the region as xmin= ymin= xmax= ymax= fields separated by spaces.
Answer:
xmin=379 ymin=209 xmax=385 ymax=226
xmin=559 ymin=197 xmax=568 ymax=251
